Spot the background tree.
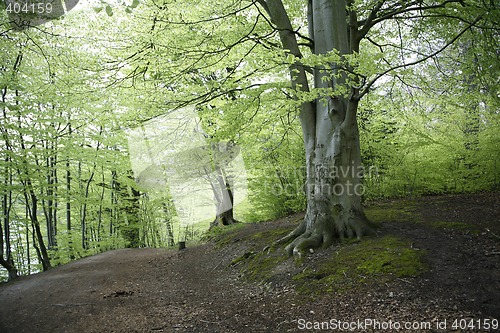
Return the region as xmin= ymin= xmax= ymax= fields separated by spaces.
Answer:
xmin=0 ymin=5 xmax=166 ymax=279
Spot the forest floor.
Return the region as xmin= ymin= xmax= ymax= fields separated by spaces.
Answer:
xmin=0 ymin=192 xmax=499 ymax=333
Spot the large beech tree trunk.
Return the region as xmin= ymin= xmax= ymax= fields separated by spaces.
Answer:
xmin=262 ymin=0 xmax=373 ymax=255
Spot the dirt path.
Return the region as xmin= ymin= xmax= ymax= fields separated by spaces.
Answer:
xmin=0 ymin=193 xmax=499 ymax=332
xmin=0 ymin=244 xmax=289 ymax=332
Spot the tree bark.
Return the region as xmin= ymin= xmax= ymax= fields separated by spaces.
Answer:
xmin=41 ymin=139 xmax=58 ymax=250
xmin=1 ymin=159 xmax=18 ymax=280
xmin=23 ymin=187 xmax=51 ymax=271
xmin=210 ymin=166 xmax=238 ymax=227
xmin=16 ymin=108 xmax=52 ymax=270
xmin=262 ymin=0 xmax=373 ymax=255
xmin=1 ymin=107 xmax=18 ymax=280
xmin=162 ymin=202 xmax=175 ymax=246
xmin=116 ymin=170 xmax=142 ymax=248
xmin=0 ymin=54 xmax=21 ymax=279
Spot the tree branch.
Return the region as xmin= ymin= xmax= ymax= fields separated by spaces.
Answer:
xmin=358 ymin=0 xmax=386 ymax=39
xmin=255 ymin=0 xmax=271 ymax=17
xmin=358 ymin=0 xmax=465 ymax=37
xmin=153 ymin=1 xmax=256 ymax=25
xmin=373 ymin=0 xmax=464 ymax=26
xmin=360 ymin=15 xmax=483 ymax=98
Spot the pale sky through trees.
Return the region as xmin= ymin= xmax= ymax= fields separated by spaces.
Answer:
xmin=127 ymin=108 xmax=248 ymax=228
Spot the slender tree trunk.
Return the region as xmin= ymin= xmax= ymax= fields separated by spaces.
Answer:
xmin=51 ymin=141 xmax=58 ymax=246
xmin=80 ymin=128 xmax=103 ymax=250
xmin=66 ymin=162 xmax=71 ymax=229
xmin=162 ymin=202 xmax=175 ymax=246
xmin=66 ymin=123 xmax=72 ymax=231
xmin=65 ymin=126 xmax=74 ymax=258
xmin=23 ymin=187 xmax=51 ymax=271
xmin=211 ymin=166 xmax=237 ymax=227
xmin=80 ymin=167 xmax=95 ymax=250
xmin=41 ymin=140 xmax=57 ymax=249
xmin=123 ymin=183 xmax=142 ymax=248
xmin=262 ymin=0 xmax=373 ymax=255
xmin=97 ymin=169 xmax=106 ymax=242
xmin=25 ymin=222 xmax=30 ymax=274
xmin=29 ymin=209 xmax=44 ymax=270
xmin=0 ymin=55 xmax=21 ymax=280
xmin=110 ymin=170 xmax=118 ymax=235
xmin=115 ymin=169 xmax=142 ymax=248
xmin=1 ymin=156 xmax=18 ymax=280
xmin=15 ymin=103 xmax=52 ymax=270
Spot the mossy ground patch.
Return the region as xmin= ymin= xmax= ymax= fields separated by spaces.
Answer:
xmin=428 ymin=221 xmax=480 ymax=234
xmin=364 ymin=200 xmax=420 ymax=224
xmin=231 ymin=233 xmax=426 ymax=297
xmin=292 ymin=236 xmax=426 ymax=295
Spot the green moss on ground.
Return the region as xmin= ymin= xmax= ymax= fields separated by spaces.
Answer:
xmin=249 ymin=227 xmax=294 ymax=246
xmin=230 ymin=226 xmax=295 ymax=282
xmin=230 ymin=233 xmax=426 ymax=297
xmin=206 ymin=208 xmax=426 ymax=298
xmin=428 ymin=221 xmax=480 ymax=234
xmin=202 ymin=223 xmax=248 ymax=248
xmin=293 ymin=236 xmax=426 ymax=295
xmin=364 ymin=201 xmax=420 ymax=224
xmin=239 ymin=251 xmax=289 ymax=282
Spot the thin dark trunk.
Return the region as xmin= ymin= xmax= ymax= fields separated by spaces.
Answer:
xmin=15 ymin=103 xmax=51 ymax=270
xmin=41 ymin=139 xmax=57 ymax=249
xmin=51 ymin=144 xmax=58 ymax=246
xmin=25 ymin=222 xmax=30 ymax=274
xmin=66 ymin=140 xmax=74 ymax=258
xmin=80 ymin=127 xmax=103 ymax=249
xmin=66 ymin=123 xmax=72 ymax=231
xmin=23 ymin=187 xmax=51 ymax=271
xmin=29 ymin=208 xmax=43 ymax=271
xmin=110 ymin=170 xmax=118 ymax=235
xmin=97 ymin=169 xmax=106 ymax=242
xmin=116 ymin=170 xmax=142 ymax=248
xmin=124 ymin=180 xmax=141 ymax=248
xmin=1 ymin=56 xmax=20 ymax=280
xmin=80 ymin=167 xmax=95 ymax=250
xmin=210 ymin=167 xmax=237 ymax=228
xmin=1 ymin=157 xmax=18 ymax=280
xmin=66 ymin=163 xmax=71 ymax=230
xmin=162 ymin=202 xmax=174 ymax=246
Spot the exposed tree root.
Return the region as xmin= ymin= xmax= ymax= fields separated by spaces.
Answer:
xmin=275 ymin=220 xmax=306 ymax=246
xmin=276 ymin=206 xmax=375 ymax=257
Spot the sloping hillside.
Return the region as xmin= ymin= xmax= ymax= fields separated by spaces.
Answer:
xmin=0 ymin=193 xmax=498 ymax=333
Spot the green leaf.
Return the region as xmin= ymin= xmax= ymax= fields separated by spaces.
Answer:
xmin=93 ymin=7 xmax=103 ymax=13
xmin=105 ymin=5 xmax=113 ymax=16
xmin=131 ymin=0 xmax=140 ymax=8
